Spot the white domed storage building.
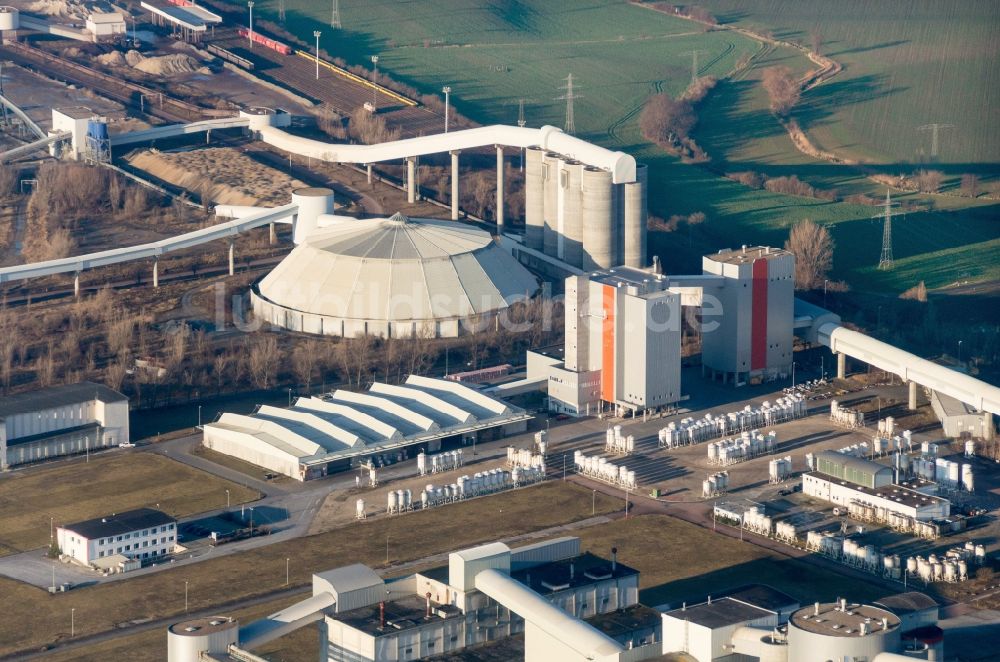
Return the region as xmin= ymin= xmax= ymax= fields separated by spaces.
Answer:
xmin=251 ymin=212 xmax=539 ymax=338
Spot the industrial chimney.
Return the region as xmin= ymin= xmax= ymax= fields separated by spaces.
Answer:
xmin=425 ymin=592 xmax=432 ymax=619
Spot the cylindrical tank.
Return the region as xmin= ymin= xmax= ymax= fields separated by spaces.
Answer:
xmin=355 ymin=499 xmax=365 ymax=518
xmin=581 ymin=166 xmax=614 ymax=269
xmin=623 ymin=163 xmax=647 ymax=268
xmin=167 ymin=617 xmax=239 ymax=662
xmin=387 ymin=490 xmax=398 ymax=512
xmin=524 ymin=147 xmax=545 ymax=250
xmin=542 ymin=152 xmax=560 ymax=256
xmin=906 ymin=557 xmax=918 ymax=574
xmin=787 ymin=604 xmax=900 ymax=662
xmin=962 ymin=464 xmax=974 ymax=492
xmin=0 ymin=7 xmax=19 ymax=31
xmin=948 ymin=461 xmax=960 ymax=485
xmin=562 ymin=160 xmax=584 ymax=268
xmin=291 ymin=187 xmax=335 ymax=244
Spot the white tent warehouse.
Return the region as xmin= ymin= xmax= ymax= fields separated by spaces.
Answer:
xmin=201 ymin=375 xmax=531 ymax=480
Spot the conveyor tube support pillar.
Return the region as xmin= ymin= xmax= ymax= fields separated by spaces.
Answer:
xmin=496 ymin=145 xmax=504 ymax=229
xmin=152 ymin=259 xmax=159 ymax=288
xmin=837 ymin=352 xmax=846 ymax=379
xmin=908 ymin=381 xmax=917 ymax=411
xmin=366 ymin=164 xmax=373 ymax=185
xmin=228 ymin=240 xmax=235 ymax=276
xmin=269 ymin=222 xmax=276 ymax=245
xmin=73 ymin=272 xmax=80 ymax=299
xmin=450 ymin=150 xmax=460 ymax=220
xmin=986 ymin=413 xmax=995 ymax=441
xmin=406 ymin=157 xmax=416 ymax=204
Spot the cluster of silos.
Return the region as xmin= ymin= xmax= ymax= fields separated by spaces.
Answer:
xmin=909 ymin=549 xmax=977 ymax=583
xmin=768 ymin=456 xmax=793 ymax=484
xmin=573 ymin=451 xmax=637 ymax=488
xmin=915 ymin=458 xmax=975 ymax=491
xmin=355 ymin=498 xmax=367 ymax=519
xmin=707 ymin=431 xmax=777 ymax=466
xmin=506 ymin=446 xmax=545 ymax=471
xmin=524 ymin=147 xmax=646 ymax=269
xmin=416 ymin=450 xmax=464 ymax=476
xmin=805 ymin=530 xmax=843 ymax=555
xmin=386 ymin=489 xmax=415 ymax=514
xmin=701 ymin=471 xmax=729 ymax=497
xmin=840 ymin=539 xmax=882 ymax=571
xmin=605 ymin=425 xmax=635 ymax=455
xmin=830 ymin=400 xmax=865 ymax=427
xmin=742 ymin=506 xmax=773 ymax=536
xmin=533 ymin=430 xmax=549 ymax=456
xmin=774 ymin=520 xmax=797 ymax=543
xmin=658 ymin=396 xmax=803 ymax=449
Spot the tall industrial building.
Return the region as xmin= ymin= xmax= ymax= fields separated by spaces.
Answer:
xmin=700 ymin=245 xmax=795 ymax=385
xmin=524 ymin=148 xmax=646 ymax=270
xmin=529 ymin=247 xmax=795 ymax=417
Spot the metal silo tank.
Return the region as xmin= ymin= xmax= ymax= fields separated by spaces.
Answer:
xmin=524 ymin=147 xmax=545 ymax=250
xmin=623 ymin=163 xmax=647 ymax=267
xmin=581 ymin=166 xmax=614 ymax=269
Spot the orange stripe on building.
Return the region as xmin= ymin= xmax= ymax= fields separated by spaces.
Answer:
xmin=601 ymin=285 xmax=616 ymax=403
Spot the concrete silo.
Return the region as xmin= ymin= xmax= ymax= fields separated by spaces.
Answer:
xmin=562 ymin=160 xmax=584 ymax=268
xmin=623 ymin=163 xmax=647 ymax=268
xmin=581 ymin=166 xmax=614 ymax=270
xmin=524 ymin=147 xmax=545 ymax=250
xmin=542 ymin=152 xmax=561 ymax=257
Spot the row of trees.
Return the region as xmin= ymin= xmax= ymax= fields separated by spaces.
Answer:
xmin=639 ymin=76 xmax=718 ymax=160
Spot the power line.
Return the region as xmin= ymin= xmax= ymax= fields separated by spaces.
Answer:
xmin=555 ymin=74 xmax=581 ymax=134
xmin=916 ymin=123 xmax=955 ymax=160
xmin=680 ymin=49 xmax=707 ymax=85
xmin=874 ymin=189 xmax=903 ymax=270
xmin=331 ymin=0 xmax=342 ymax=29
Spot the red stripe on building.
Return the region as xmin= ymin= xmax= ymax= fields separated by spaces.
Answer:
xmin=601 ymin=285 xmax=616 ymax=403
xmin=751 ymin=258 xmax=768 ymax=371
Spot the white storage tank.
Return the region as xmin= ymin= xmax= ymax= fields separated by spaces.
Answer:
xmin=787 ymin=602 xmax=900 ymax=662
xmin=355 ymin=499 xmax=365 ymax=519
xmin=167 ymin=617 xmax=239 ymax=662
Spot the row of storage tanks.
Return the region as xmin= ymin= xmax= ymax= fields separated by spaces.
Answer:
xmin=707 ymin=431 xmax=778 ymax=465
xmin=928 ymin=458 xmax=975 ymax=491
xmin=871 ymin=430 xmax=914 ymax=456
xmin=701 ymin=471 xmax=730 ymax=497
xmin=605 ymin=425 xmax=635 ymax=455
xmin=524 ymin=148 xmax=646 ymax=270
xmin=416 ymin=450 xmax=464 ymax=476
xmin=506 ymin=447 xmax=546 ymax=470
xmin=804 ymin=531 xmax=986 ymax=582
xmin=574 ymin=451 xmax=638 ymax=489
xmin=830 ymin=400 xmax=865 ymax=428
xmin=377 ymin=465 xmax=548 ymax=515
xmin=742 ymin=506 xmax=773 ymax=536
xmin=768 ymin=456 xmax=793 ymax=484
xmin=658 ymin=395 xmax=806 ymax=449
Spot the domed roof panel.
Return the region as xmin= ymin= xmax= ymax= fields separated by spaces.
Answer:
xmin=255 ymin=214 xmax=539 ymax=328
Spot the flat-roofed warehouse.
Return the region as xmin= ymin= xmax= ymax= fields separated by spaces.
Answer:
xmin=201 ymin=375 xmax=531 ymax=480
xmin=0 ymin=382 xmax=129 ymax=469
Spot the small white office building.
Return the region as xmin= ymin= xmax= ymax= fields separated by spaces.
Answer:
xmin=57 ymin=508 xmax=177 ymax=569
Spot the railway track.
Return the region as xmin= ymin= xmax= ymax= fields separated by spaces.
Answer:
xmin=0 ymin=41 xmax=224 ymax=123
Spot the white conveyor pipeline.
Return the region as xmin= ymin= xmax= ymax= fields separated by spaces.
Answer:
xmin=0 ymin=204 xmax=296 ymax=284
xmin=820 ymin=322 xmax=1000 ymax=416
xmin=257 ymin=124 xmax=638 ymax=184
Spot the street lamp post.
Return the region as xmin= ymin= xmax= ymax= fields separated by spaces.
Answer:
xmin=225 ymin=489 xmax=230 ymax=510
xmin=791 ymin=362 xmax=796 ymax=389
xmin=71 ymin=608 xmax=75 ymax=637
xmin=370 ymin=55 xmax=379 ymax=111
xmin=184 ymin=580 xmax=189 ymax=612
xmin=286 ymin=557 xmax=290 ymax=586
xmin=442 ymin=86 xmax=451 ymax=133
xmin=197 ymin=405 xmax=202 ymax=428
xmin=958 ymin=340 xmax=963 ymax=366
xmin=313 ymin=31 xmax=322 ymax=80
xmin=288 ymin=387 xmax=293 ymax=407
xmin=592 ymin=489 xmax=596 ymax=516
xmin=247 ymin=1 xmax=254 ymax=48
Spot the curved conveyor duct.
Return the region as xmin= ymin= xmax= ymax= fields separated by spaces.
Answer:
xmin=475 ymin=568 xmax=624 ymax=661
xmin=820 ymin=322 xmax=1000 ymax=416
xmin=237 ymin=592 xmax=335 ymax=650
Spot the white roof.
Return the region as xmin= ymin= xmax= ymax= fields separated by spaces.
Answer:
xmin=452 ymin=542 xmax=510 ymax=562
xmin=256 ymin=213 xmax=538 ymax=324
xmin=203 ymin=377 xmax=529 ymax=466
xmin=314 ymin=564 xmax=384 ymax=596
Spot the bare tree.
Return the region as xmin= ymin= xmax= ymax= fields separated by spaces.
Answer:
xmin=248 ymin=335 xmax=281 ymax=389
xmin=912 ymin=169 xmax=944 ymax=193
xmin=761 ymin=66 xmax=801 ymax=116
xmin=213 ymin=351 xmax=231 ymax=393
xmin=785 ymin=219 xmax=834 ymax=290
xmin=123 ymin=186 xmax=150 ymax=217
xmin=105 ymin=359 xmax=128 ymax=391
xmin=960 ymin=174 xmax=979 ymax=198
xmin=36 ymin=345 xmax=56 ymax=387
xmin=640 ymin=94 xmax=696 ymax=145
xmin=108 ymin=175 xmax=124 ymax=212
xmin=292 ymin=340 xmax=322 ymax=390
xmin=0 ymin=164 xmax=18 ymax=198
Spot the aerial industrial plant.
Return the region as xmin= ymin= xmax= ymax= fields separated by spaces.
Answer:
xmin=0 ymin=1 xmax=996 ymax=661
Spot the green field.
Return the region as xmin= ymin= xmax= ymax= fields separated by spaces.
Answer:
xmin=254 ymin=0 xmax=998 ymax=294
xmin=0 ymin=453 xmax=259 ymax=557
xmin=699 ymin=0 xmax=1000 ymax=165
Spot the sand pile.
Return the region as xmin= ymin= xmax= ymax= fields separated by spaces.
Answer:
xmin=96 ymin=51 xmax=126 ymax=66
xmin=25 ymin=0 xmax=87 ymax=19
xmin=121 ymin=50 xmax=209 ymax=76
xmin=127 ymin=147 xmax=306 ymax=206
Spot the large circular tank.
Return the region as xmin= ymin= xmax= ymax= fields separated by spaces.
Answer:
xmin=0 ymin=7 xmax=19 ymax=31
xmin=253 ymin=211 xmax=539 ymax=338
xmin=787 ymin=601 xmax=900 ymax=662
xmin=167 ymin=616 xmax=239 ymax=662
